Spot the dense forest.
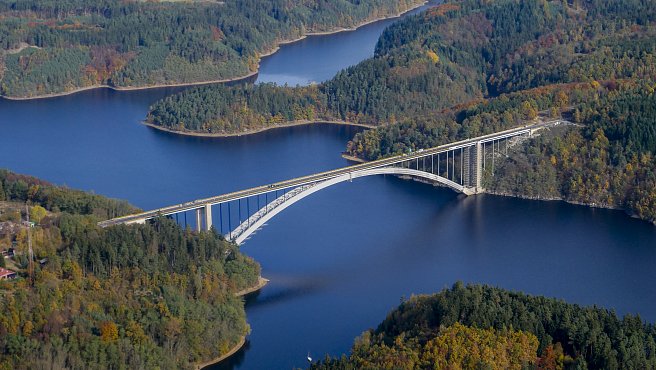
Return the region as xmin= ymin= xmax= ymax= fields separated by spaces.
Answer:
xmin=148 ymin=0 xmax=656 ymax=223
xmin=147 ymin=0 xmax=656 ymax=134
xmin=344 ymin=79 xmax=656 ymax=224
xmin=489 ymin=81 xmax=656 ymax=223
xmin=0 ymin=170 xmax=261 ymax=369
xmin=310 ymin=283 xmax=656 ymax=370
xmin=0 ymin=0 xmax=423 ymax=98
xmin=147 ymin=83 xmax=329 ymax=134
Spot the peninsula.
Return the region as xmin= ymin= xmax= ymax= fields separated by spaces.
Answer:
xmin=146 ymin=0 xmax=656 ymax=224
xmin=311 ymin=283 xmax=656 ymax=369
xmin=0 ymin=0 xmax=424 ymax=99
xmin=0 ymin=170 xmax=264 ymax=369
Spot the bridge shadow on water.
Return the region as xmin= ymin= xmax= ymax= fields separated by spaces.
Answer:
xmin=242 ymin=274 xmax=330 ymax=310
xmin=202 ymin=172 xmax=656 ymax=370
xmin=205 ymin=276 xmax=331 ymax=370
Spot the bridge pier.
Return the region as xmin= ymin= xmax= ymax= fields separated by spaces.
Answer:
xmin=204 ymin=205 xmax=212 ymax=231
xmin=99 ymin=122 xmax=566 ymax=234
xmin=463 ymin=146 xmax=471 ymax=186
xmin=195 ymin=208 xmax=202 ymax=232
xmin=461 ymin=141 xmax=484 ymax=195
xmin=475 ymin=141 xmax=483 ymax=193
xmin=193 ymin=205 xmax=213 ymax=232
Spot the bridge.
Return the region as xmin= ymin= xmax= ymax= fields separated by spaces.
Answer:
xmin=99 ymin=120 xmax=567 ymax=244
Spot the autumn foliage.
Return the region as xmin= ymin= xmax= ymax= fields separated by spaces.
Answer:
xmin=0 ymin=171 xmax=261 ymax=369
xmin=311 ymin=284 xmax=656 ymax=369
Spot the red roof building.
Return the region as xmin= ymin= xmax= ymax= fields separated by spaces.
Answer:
xmin=0 ymin=267 xmax=17 ymax=280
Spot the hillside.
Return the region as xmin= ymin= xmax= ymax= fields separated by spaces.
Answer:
xmin=0 ymin=170 xmax=261 ymax=369
xmin=145 ymin=0 xmax=655 ymax=134
xmin=144 ymin=0 xmax=656 ymax=223
xmin=310 ymin=283 xmax=656 ymax=370
xmin=0 ymin=0 xmax=423 ymax=98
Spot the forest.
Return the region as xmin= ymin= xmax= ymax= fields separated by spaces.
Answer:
xmin=146 ymin=0 xmax=656 ymax=222
xmin=0 ymin=170 xmax=261 ymax=369
xmin=488 ymin=81 xmax=656 ymax=223
xmin=147 ymin=83 xmax=329 ymax=134
xmin=344 ymin=79 xmax=656 ymax=224
xmin=147 ymin=0 xmax=656 ymax=132
xmin=0 ymin=0 xmax=423 ymax=98
xmin=147 ymin=0 xmax=656 ymax=223
xmin=310 ymin=283 xmax=656 ymax=370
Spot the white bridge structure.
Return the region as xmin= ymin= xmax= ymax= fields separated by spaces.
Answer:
xmin=99 ymin=120 xmax=567 ymax=244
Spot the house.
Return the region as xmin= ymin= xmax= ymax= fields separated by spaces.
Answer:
xmin=2 ymin=247 xmax=16 ymax=258
xmin=0 ymin=242 xmax=14 ymax=258
xmin=0 ymin=267 xmax=17 ymax=280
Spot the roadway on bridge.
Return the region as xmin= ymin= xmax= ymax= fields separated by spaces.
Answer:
xmin=98 ymin=120 xmax=563 ymax=227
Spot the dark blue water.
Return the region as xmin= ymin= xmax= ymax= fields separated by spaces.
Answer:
xmin=256 ymin=2 xmax=429 ymax=86
xmin=2 ymin=3 xmax=656 ymax=369
xmin=0 ymin=87 xmax=361 ymax=210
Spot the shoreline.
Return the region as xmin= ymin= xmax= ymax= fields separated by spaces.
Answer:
xmin=484 ymin=189 xmax=622 ymax=210
xmin=341 ymin=153 xmax=367 ymax=163
xmin=337 ymin=156 xmax=656 ymax=225
xmin=235 ymin=276 xmax=269 ymax=297
xmin=257 ymin=1 xmax=427 ymax=58
xmin=195 ymin=336 xmax=246 ymax=370
xmin=194 ymin=276 xmax=269 ymax=369
xmin=0 ymin=71 xmax=259 ymax=101
xmin=0 ymin=1 xmax=427 ymax=101
xmin=483 ymin=190 xmax=655 ymax=225
xmin=142 ymin=119 xmax=374 ymax=137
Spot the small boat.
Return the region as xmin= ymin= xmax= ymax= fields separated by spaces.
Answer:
xmin=307 ymin=352 xmax=312 ymax=363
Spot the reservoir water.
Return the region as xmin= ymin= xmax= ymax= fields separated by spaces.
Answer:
xmin=255 ymin=5 xmax=421 ymax=86
xmin=1 ymin=2 xmax=656 ymax=369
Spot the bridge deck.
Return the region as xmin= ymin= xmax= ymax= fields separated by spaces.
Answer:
xmin=99 ymin=120 xmax=564 ymax=228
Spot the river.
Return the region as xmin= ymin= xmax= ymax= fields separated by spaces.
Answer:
xmin=1 ymin=2 xmax=656 ymax=369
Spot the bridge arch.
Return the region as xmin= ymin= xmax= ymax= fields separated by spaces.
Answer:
xmin=231 ymin=167 xmax=463 ymax=244
xmin=99 ymin=121 xmax=568 ymax=235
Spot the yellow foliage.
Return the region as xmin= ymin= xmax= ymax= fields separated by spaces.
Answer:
xmin=100 ymin=321 xmax=119 ymax=342
xmin=85 ymin=302 xmax=100 ymax=314
xmin=550 ymin=107 xmax=559 ymax=118
xmin=22 ymin=320 xmax=34 ymax=337
xmin=521 ymin=101 xmax=538 ymax=120
xmin=426 ymin=50 xmax=440 ymax=64
xmin=29 ymin=205 xmax=47 ymax=224
xmin=421 ymin=323 xmax=539 ymax=370
xmin=62 ymin=260 xmax=83 ymax=282
xmin=125 ymin=320 xmax=147 ymax=344
xmin=157 ymin=301 xmax=171 ymax=317
xmin=555 ymin=91 xmax=569 ymax=108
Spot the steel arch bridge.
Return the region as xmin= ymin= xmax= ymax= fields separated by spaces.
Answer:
xmin=99 ymin=120 xmax=566 ymax=244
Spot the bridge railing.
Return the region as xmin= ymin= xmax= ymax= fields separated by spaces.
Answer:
xmin=99 ymin=120 xmax=570 ymax=229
